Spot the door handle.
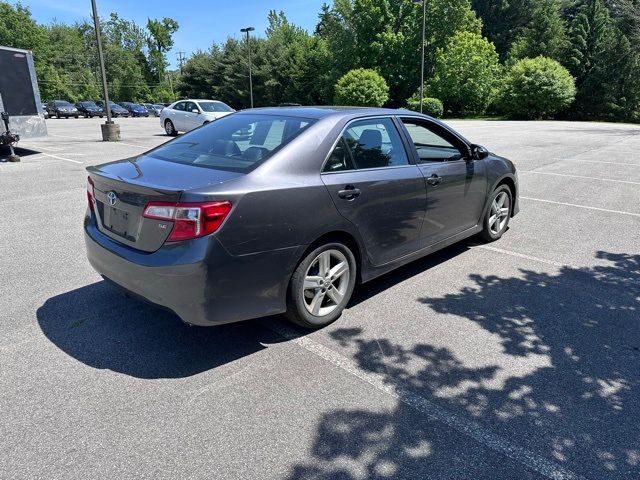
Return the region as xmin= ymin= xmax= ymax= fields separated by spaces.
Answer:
xmin=338 ymin=185 xmax=361 ymax=200
xmin=427 ymin=174 xmax=443 ymax=186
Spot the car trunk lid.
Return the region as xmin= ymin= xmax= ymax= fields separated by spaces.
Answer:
xmin=88 ymin=155 xmax=242 ymax=252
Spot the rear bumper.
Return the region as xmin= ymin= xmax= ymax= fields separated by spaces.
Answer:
xmin=84 ymin=213 xmax=299 ymax=326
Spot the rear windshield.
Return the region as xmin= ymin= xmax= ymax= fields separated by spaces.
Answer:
xmin=148 ymin=114 xmax=315 ymax=173
xmin=199 ymin=101 xmax=233 ymax=113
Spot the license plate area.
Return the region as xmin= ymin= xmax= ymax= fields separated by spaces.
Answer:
xmin=104 ymin=206 xmax=135 ymax=241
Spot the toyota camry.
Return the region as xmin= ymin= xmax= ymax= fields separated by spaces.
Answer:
xmin=85 ymin=107 xmax=519 ymax=329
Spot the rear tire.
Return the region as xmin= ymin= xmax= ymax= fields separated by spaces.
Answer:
xmin=165 ymin=119 xmax=178 ymax=136
xmin=285 ymin=242 xmax=356 ymax=329
xmin=480 ymin=185 xmax=512 ymax=242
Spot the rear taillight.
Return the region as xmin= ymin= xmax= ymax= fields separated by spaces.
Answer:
xmin=87 ymin=176 xmax=95 ymax=212
xmin=143 ymin=201 xmax=232 ymax=241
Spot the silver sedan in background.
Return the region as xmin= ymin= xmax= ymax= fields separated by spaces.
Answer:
xmin=142 ymin=103 xmax=164 ymax=117
xmin=160 ymin=99 xmax=235 ymax=135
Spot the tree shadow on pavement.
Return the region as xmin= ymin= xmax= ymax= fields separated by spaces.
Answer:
xmin=289 ymin=251 xmax=640 ymax=479
xmin=36 ymin=281 xmax=285 ymax=379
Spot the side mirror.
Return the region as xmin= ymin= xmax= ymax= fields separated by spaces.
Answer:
xmin=192 ymin=109 xmax=200 ymax=114
xmin=470 ymin=144 xmax=489 ymax=160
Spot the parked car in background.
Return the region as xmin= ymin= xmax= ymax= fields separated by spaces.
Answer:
xmin=142 ymin=103 xmax=163 ymax=117
xmin=119 ymin=102 xmax=149 ymax=117
xmin=95 ymin=101 xmax=129 ymax=118
xmin=160 ymin=99 xmax=235 ymax=135
xmin=76 ymin=101 xmax=104 ymax=118
xmin=45 ymin=100 xmax=79 ymax=119
xmin=85 ymin=107 xmax=519 ymax=329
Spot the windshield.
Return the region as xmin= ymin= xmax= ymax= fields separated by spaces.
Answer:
xmin=55 ymin=101 xmax=72 ymax=107
xmin=148 ymin=114 xmax=315 ymax=173
xmin=82 ymin=102 xmax=98 ymax=108
xmin=198 ymin=101 xmax=234 ymax=113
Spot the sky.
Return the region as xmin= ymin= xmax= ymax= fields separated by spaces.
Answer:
xmin=24 ymin=0 xmax=328 ymax=67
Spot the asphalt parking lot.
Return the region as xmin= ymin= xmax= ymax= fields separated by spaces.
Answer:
xmin=1 ymin=117 xmax=639 ymax=480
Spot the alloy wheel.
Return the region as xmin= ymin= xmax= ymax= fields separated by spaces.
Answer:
xmin=489 ymin=191 xmax=510 ymax=235
xmin=302 ymin=249 xmax=350 ymax=317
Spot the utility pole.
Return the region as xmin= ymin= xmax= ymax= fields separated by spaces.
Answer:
xmin=177 ymin=51 xmax=186 ymax=74
xmin=240 ymin=27 xmax=255 ymax=108
xmin=91 ymin=0 xmax=119 ymax=141
xmin=412 ymin=0 xmax=427 ymax=113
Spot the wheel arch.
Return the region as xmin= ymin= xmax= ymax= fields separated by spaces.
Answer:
xmin=495 ymin=174 xmax=517 ymax=218
xmin=295 ymin=230 xmax=365 ymax=284
xmin=480 ymin=173 xmax=518 ymax=224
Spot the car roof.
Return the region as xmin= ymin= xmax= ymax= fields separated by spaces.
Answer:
xmin=235 ymin=106 xmax=424 ymax=121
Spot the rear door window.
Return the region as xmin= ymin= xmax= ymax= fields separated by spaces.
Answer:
xmin=342 ymin=118 xmax=409 ymax=169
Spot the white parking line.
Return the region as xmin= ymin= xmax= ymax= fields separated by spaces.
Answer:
xmin=116 ymin=142 xmax=149 ymax=149
xmin=40 ymin=152 xmax=83 ymax=164
xmin=520 ymin=197 xmax=640 ymax=217
xmin=475 ymin=245 xmax=568 ymax=268
xmin=48 ymin=133 xmax=149 ymax=149
xmin=560 ymin=158 xmax=640 ymax=167
xmin=521 ymin=171 xmax=640 ymax=185
xmin=266 ymin=322 xmax=585 ymax=480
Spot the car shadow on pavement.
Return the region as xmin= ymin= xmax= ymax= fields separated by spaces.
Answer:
xmin=289 ymin=251 xmax=640 ymax=480
xmin=348 ymin=241 xmax=471 ymax=308
xmin=36 ymin=281 xmax=288 ymax=380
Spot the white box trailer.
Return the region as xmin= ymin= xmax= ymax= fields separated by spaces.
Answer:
xmin=0 ymin=45 xmax=47 ymax=139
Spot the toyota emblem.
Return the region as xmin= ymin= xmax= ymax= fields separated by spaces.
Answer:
xmin=107 ymin=191 xmax=118 ymax=206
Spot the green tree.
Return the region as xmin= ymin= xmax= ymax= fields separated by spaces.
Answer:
xmin=44 ymin=22 xmax=101 ymax=101
xmin=566 ymin=0 xmax=624 ymax=118
xmin=317 ymin=0 xmax=481 ymax=106
xmin=497 ymin=56 xmax=576 ymax=119
xmin=472 ymin=0 xmax=535 ymax=58
xmin=507 ymin=0 xmax=568 ymax=63
xmin=146 ymin=17 xmax=179 ymax=80
xmin=334 ymin=68 xmax=389 ymax=106
xmin=261 ymin=11 xmax=332 ymax=105
xmin=428 ymin=32 xmax=501 ymax=116
xmin=405 ymin=94 xmax=444 ymax=117
xmin=176 ymin=50 xmax=219 ymax=99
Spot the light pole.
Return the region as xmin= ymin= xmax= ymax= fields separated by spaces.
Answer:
xmin=412 ymin=0 xmax=426 ymax=113
xmin=91 ymin=0 xmax=119 ymax=141
xmin=240 ymin=26 xmax=255 ymax=108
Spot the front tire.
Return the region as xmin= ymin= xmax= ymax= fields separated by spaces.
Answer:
xmin=285 ymin=243 xmax=356 ymax=329
xmin=480 ymin=185 xmax=512 ymax=242
xmin=164 ymin=119 xmax=178 ymax=136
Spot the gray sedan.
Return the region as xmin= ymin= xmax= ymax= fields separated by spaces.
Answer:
xmin=85 ymin=107 xmax=519 ymax=329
